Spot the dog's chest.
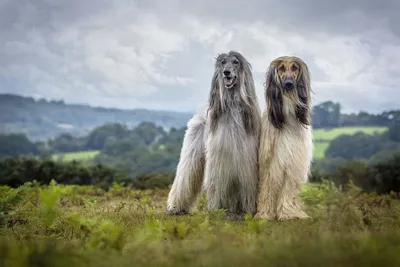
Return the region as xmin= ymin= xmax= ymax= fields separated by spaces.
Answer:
xmin=217 ymin=109 xmax=247 ymax=133
xmin=268 ymin=126 xmax=313 ymax=165
xmin=207 ymin=110 xmax=249 ymax=149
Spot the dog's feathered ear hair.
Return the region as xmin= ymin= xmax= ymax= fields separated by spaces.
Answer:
xmin=208 ymin=53 xmax=227 ymax=132
xmin=295 ymin=59 xmax=311 ymax=126
xmin=265 ymin=64 xmax=285 ymax=129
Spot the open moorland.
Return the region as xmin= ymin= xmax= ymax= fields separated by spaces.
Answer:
xmin=1 ymin=181 xmax=400 ymax=267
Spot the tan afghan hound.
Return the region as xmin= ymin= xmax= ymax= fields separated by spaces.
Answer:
xmin=255 ymin=56 xmax=313 ymax=221
xmin=166 ymin=51 xmax=261 ymax=218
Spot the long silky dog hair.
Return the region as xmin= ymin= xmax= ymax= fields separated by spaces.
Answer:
xmin=166 ymin=51 xmax=261 ymax=218
xmin=255 ymin=56 xmax=313 ymax=221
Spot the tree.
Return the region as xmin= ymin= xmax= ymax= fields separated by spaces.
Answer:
xmin=387 ymin=123 xmax=400 ymax=142
xmin=49 ymin=133 xmax=86 ymax=153
xmin=0 ymin=133 xmax=39 ymax=157
xmin=131 ymin=122 xmax=165 ymax=146
xmin=85 ymin=123 xmax=130 ymax=150
xmin=312 ymin=101 xmax=341 ymax=128
xmin=325 ymin=132 xmax=393 ymax=160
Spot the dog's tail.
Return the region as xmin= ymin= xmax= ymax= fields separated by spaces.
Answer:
xmin=166 ymin=108 xmax=207 ymax=214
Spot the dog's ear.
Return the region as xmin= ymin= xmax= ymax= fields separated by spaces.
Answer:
xmin=265 ymin=66 xmax=285 ymax=129
xmin=295 ymin=63 xmax=311 ymax=126
xmin=208 ymin=65 xmax=224 ymax=132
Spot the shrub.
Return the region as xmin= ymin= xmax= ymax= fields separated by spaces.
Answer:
xmin=132 ymin=172 xmax=174 ymax=190
xmin=318 ymin=153 xmax=400 ymax=195
xmin=0 ymin=157 xmax=131 ymax=190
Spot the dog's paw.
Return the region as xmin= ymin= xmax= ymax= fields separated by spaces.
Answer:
xmin=165 ymin=208 xmax=189 ymax=215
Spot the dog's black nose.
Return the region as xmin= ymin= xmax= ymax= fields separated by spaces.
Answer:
xmin=284 ymin=80 xmax=294 ymax=89
xmin=223 ymin=70 xmax=231 ymax=76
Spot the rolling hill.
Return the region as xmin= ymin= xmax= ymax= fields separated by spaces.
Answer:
xmin=0 ymin=94 xmax=193 ymax=141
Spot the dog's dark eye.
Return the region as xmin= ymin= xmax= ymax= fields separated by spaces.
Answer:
xmin=221 ymin=60 xmax=226 ymax=65
xmin=233 ymin=60 xmax=239 ymax=64
xmin=291 ymin=65 xmax=298 ymax=71
xmin=279 ymin=66 xmax=285 ymax=71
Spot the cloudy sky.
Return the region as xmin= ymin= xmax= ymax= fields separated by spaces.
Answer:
xmin=0 ymin=0 xmax=399 ymax=114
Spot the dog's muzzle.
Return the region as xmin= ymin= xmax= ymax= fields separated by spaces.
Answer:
xmin=223 ymin=70 xmax=236 ymax=89
xmin=283 ymin=77 xmax=294 ymax=90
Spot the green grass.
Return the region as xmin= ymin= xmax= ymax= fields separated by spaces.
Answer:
xmin=313 ymin=142 xmax=330 ymax=159
xmin=313 ymin=126 xmax=387 ymax=141
xmin=52 ymin=150 xmax=100 ymax=162
xmin=1 ymin=181 xmax=399 ymax=266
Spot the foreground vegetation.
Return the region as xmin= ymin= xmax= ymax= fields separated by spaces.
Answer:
xmin=1 ymin=181 xmax=400 ymax=266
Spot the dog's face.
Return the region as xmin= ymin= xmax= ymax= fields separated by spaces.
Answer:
xmin=219 ymin=54 xmax=241 ymax=89
xmin=274 ymin=57 xmax=301 ymax=91
xmin=265 ymin=55 xmax=311 ymax=128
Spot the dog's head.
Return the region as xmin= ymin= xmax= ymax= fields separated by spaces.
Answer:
xmin=268 ymin=56 xmax=310 ymax=93
xmin=208 ymin=50 xmax=260 ymax=133
xmin=275 ymin=57 xmax=301 ymax=91
xmin=265 ymin=56 xmax=311 ymax=129
xmin=215 ymin=51 xmax=250 ymax=90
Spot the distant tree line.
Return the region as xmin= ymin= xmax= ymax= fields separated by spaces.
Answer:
xmin=312 ymin=101 xmax=400 ymax=128
xmin=1 ymin=111 xmax=400 ymax=178
xmin=0 ymin=157 xmax=174 ymax=190
xmin=2 ymin=101 xmax=399 ymax=156
xmin=0 ymin=120 xmax=184 ymax=181
xmin=91 ymin=124 xmax=185 ymax=177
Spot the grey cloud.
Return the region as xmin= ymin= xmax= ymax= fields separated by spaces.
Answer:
xmin=137 ymin=0 xmax=400 ymax=38
xmin=317 ymin=84 xmax=400 ymax=114
xmin=2 ymin=0 xmax=399 ymax=41
xmin=0 ymin=0 xmax=399 ymax=113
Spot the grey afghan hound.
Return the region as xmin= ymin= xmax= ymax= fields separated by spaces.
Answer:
xmin=255 ymin=56 xmax=313 ymax=221
xmin=166 ymin=51 xmax=262 ymax=217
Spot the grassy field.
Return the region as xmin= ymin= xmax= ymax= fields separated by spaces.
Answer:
xmin=313 ymin=126 xmax=387 ymax=141
xmin=313 ymin=142 xmax=331 ymax=159
xmin=1 ymin=181 xmax=399 ymax=266
xmin=52 ymin=150 xmax=100 ymax=162
xmin=52 ymin=127 xmax=388 ymax=161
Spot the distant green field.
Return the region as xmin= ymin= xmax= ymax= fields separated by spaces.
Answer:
xmin=52 ymin=150 xmax=100 ymax=162
xmin=313 ymin=126 xmax=387 ymax=141
xmin=313 ymin=142 xmax=330 ymax=159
